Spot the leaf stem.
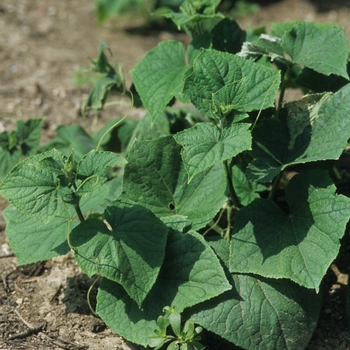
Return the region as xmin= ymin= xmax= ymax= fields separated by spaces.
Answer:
xmin=224 ymin=160 xmax=241 ymax=209
xmin=223 ymin=205 xmax=233 ymax=242
xmin=277 ymin=64 xmax=291 ymax=115
xmin=74 ymin=202 xmax=85 ymax=222
xmin=87 ymin=275 xmax=101 ymax=317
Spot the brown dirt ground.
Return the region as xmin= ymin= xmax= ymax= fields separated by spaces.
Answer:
xmin=1 ymin=0 xmax=350 ymax=349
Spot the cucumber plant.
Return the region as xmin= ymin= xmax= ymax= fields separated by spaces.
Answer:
xmin=1 ymin=1 xmax=350 ymax=349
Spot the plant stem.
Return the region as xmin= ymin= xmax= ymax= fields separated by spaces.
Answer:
xmin=224 ymin=160 xmax=241 ymax=209
xmin=74 ymin=202 xmax=85 ymax=222
xmin=223 ymin=205 xmax=232 ymax=242
xmin=276 ymin=65 xmax=291 ymax=115
xmin=268 ymin=171 xmax=284 ymax=200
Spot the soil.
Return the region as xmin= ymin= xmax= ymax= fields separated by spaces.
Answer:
xmin=1 ymin=0 xmax=350 ymax=349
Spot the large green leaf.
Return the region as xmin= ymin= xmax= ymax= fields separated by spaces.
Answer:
xmin=211 ymin=17 xmax=246 ymax=54
xmin=3 ymin=205 xmax=75 ymax=265
xmin=183 ymin=49 xmax=280 ymax=119
xmin=121 ymin=136 xmax=227 ymax=230
xmin=190 ymin=238 xmax=321 ymax=350
xmin=97 ymin=230 xmax=231 ymax=346
xmin=247 ymin=86 xmax=350 ymax=182
xmin=131 ymin=41 xmax=188 ymax=121
xmin=174 ymin=122 xmax=251 ymax=181
xmin=229 ymin=171 xmax=350 ymax=290
xmin=0 ymin=149 xmax=68 ymax=223
xmin=70 ymin=201 xmax=169 ymax=306
xmin=275 ymin=21 xmax=349 ymax=79
xmin=191 ymin=274 xmax=320 ymax=350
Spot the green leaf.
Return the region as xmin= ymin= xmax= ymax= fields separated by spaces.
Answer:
xmin=211 ymin=18 xmax=246 ymax=54
xmin=229 ymin=171 xmax=350 ymax=290
xmin=296 ymin=66 xmax=350 ymax=93
xmin=169 ymin=311 xmax=181 ymax=336
xmin=125 ymin=112 xmax=170 ymax=154
xmin=0 ymin=149 xmax=69 ymax=224
xmin=0 ymin=119 xmax=43 ymax=180
xmin=76 ymin=150 xmax=127 ymax=193
xmin=174 ymin=122 xmax=251 ymax=181
xmin=131 ymin=41 xmax=188 ymax=121
xmin=70 ymin=201 xmax=169 ymax=306
xmin=155 ymin=0 xmax=223 ymax=32
xmin=40 ymin=125 xmax=96 ymax=160
xmin=85 ymin=75 xmax=123 ymax=110
xmin=95 ymin=0 xmax=138 ymax=23
xmin=16 ymin=118 xmax=43 ymax=156
xmin=277 ymin=21 xmax=349 ymax=78
xmin=231 ymin=164 xmax=266 ymax=206
xmin=3 ymin=205 xmax=75 ymax=265
xmin=187 ymin=34 xmax=212 ymax=65
xmin=96 ymin=230 xmax=231 ymax=346
xmin=183 ymin=49 xmax=280 ymax=119
xmin=97 ymin=278 xmax=159 ymax=347
xmin=238 ymin=34 xmax=284 ymax=61
xmin=121 ymin=136 xmax=227 ymax=230
xmin=191 ymin=274 xmax=321 ymax=350
xmin=0 ymin=148 xmax=22 ymax=180
xmin=154 ymin=230 xmax=231 ymax=311
xmin=189 ymin=238 xmax=321 ymax=350
xmin=247 ymin=86 xmax=350 ymax=182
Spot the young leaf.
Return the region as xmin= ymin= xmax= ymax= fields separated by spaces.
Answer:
xmin=96 ymin=230 xmax=231 ymax=345
xmin=248 ymin=85 xmax=350 ymax=182
xmin=3 ymin=205 xmax=76 ymax=265
xmin=76 ymin=150 xmax=127 ymax=193
xmin=183 ymin=49 xmax=280 ymax=119
xmin=70 ymin=201 xmax=169 ymax=306
xmin=121 ymin=136 xmax=227 ymax=230
xmin=231 ymin=164 xmax=266 ymax=206
xmin=85 ymin=42 xmax=124 ymax=110
xmin=0 ymin=149 xmax=70 ymax=223
xmin=277 ymin=21 xmax=349 ymax=79
xmin=85 ymin=75 xmax=123 ymax=110
xmin=155 ymin=0 xmax=223 ymax=33
xmin=131 ymin=41 xmax=188 ymax=121
xmin=174 ymin=122 xmax=251 ymax=181
xmin=229 ymin=171 xmax=350 ymax=291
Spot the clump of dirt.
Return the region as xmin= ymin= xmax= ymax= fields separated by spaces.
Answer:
xmin=1 ymin=0 xmax=350 ymax=349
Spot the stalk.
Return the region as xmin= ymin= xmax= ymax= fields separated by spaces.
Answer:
xmin=74 ymin=202 xmax=85 ymax=223
xmin=224 ymin=160 xmax=241 ymax=209
xmin=276 ymin=64 xmax=291 ymax=115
